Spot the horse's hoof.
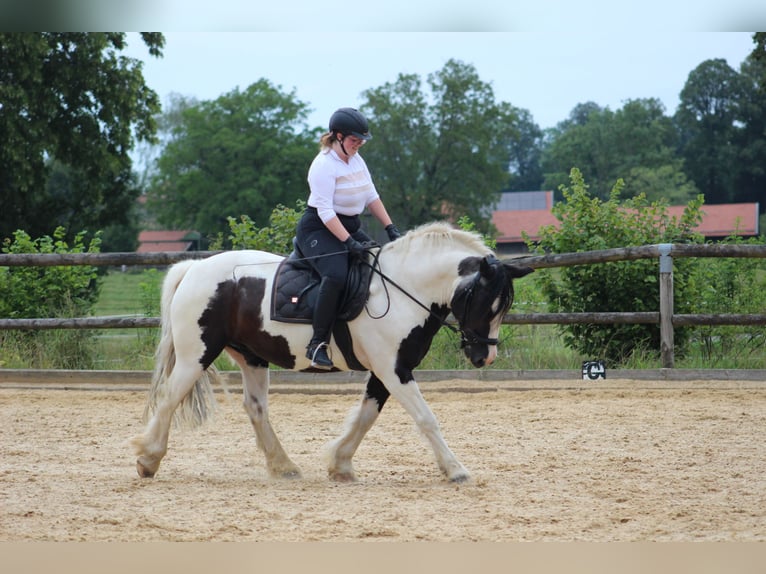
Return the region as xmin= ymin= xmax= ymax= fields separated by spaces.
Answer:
xmin=329 ymin=470 xmax=358 ymax=483
xmin=280 ymin=469 xmax=302 ymax=479
xmin=136 ymin=461 xmax=156 ymax=478
xmin=449 ymin=473 xmax=471 ymax=484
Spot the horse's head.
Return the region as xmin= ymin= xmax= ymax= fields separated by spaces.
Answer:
xmin=450 ymin=255 xmax=534 ymax=368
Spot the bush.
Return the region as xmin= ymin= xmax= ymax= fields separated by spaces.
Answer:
xmin=684 ymin=234 xmax=766 ymax=366
xmin=211 ymin=199 xmax=306 ymax=253
xmin=530 ymin=168 xmax=704 ymax=364
xmin=0 ymin=227 xmax=102 ymax=368
xmin=0 ymin=227 xmax=102 ymax=318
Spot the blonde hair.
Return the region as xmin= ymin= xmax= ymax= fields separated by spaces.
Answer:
xmin=319 ymin=131 xmax=336 ymax=150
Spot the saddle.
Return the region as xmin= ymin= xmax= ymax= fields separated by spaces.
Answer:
xmin=270 ymin=239 xmax=376 ymax=324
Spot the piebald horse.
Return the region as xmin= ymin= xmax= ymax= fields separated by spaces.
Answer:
xmin=131 ymin=222 xmax=533 ymax=483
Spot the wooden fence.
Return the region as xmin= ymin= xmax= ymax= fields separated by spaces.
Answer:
xmin=1 ymin=243 xmax=765 ymax=368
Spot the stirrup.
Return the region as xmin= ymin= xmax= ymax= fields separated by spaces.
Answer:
xmin=306 ymin=342 xmax=333 ymax=369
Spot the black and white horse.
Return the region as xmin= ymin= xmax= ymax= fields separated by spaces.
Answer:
xmin=131 ymin=222 xmax=533 ymax=483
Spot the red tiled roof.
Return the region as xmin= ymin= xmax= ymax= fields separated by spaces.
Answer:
xmin=136 ymin=230 xmax=196 ymax=253
xmin=492 ymin=210 xmax=560 ymax=243
xmin=668 ymin=203 xmax=759 ymax=237
xmin=493 ymin=203 xmax=760 ymax=244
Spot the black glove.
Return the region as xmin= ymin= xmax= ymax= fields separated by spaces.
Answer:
xmin=344 ymin=236 xmax=367 ymax=258
xmin=385 ymin=224 xmax=402 ymax=241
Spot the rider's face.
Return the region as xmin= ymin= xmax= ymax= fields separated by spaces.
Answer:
xmin=338 ymin=134 xmax=366 ymax=155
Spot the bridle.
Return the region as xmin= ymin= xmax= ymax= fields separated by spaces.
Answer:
xmin=448 ymin=255 xmax=510 ymax=348
xmin=361 ymin=250 xmax=508 ymax=349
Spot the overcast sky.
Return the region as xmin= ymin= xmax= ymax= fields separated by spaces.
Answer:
xmin=123 ymin=32 xmax=756 ymax=133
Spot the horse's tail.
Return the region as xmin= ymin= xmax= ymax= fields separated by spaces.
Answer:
xmin=141 ymin=259 xmax=219 ymax=429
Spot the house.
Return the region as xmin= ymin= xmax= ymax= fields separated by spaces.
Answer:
xmin=136 ymin=230 xmax=202 ymax=253
xmin=491 ymin=191 xmax=761 ymax=254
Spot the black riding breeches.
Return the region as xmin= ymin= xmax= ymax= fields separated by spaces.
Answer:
xmin=295 ymin=207 xmax=371 ymax=282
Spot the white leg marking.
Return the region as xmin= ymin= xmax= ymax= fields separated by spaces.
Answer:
xmin=325 ymin=396 xmax=381 ymax=482
xmin=238 ymin=360 xmax=301 ymax=479
xmin=131 ymin=361 xmax=204 ymax=477
xmin=386 ymin=376 xmax=470 ymax=482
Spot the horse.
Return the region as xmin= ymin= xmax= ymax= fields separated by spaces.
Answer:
xmin=130 ymin=222 xmax=534 ymax=483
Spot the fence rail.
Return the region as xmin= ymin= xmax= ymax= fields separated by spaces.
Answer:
xmin=2 ymin=243 xmax=765 ymax=368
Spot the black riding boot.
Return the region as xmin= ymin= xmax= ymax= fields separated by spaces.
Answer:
xmin=306 ymin=277 xmax=343 ymax=369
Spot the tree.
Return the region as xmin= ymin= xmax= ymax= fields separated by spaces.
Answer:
xmin=505 ymin=108 xmax=545 ymax=192
xmin=542 ymin=98 xmax=687 ymax=202
xmin=674 ymin=58 xmax=746 ymax=204
xmin=624 ymin=163 xmax=699 ymax=204
xmin=359 ymin=59 xmax=521 ymax=234
xmin=0 ymin=32 xmax=164 ymax=244
xmin=733 ymin=46 xmax=766 ymax=210
xmin=146 ymin=80 xmax=317 ymax=243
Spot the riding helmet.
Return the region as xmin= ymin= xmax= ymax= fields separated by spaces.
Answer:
xmin=329 ymin=107 xmax=372 ymax=140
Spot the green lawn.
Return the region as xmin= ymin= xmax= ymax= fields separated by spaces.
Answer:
xmin=89 ymin=269 xmax=164 ymax=370
xmin=93 ymin=269 xmax=162 ymax=316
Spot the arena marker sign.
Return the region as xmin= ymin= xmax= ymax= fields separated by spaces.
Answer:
xmin=582 ymin=360 xmax=606 ymax=380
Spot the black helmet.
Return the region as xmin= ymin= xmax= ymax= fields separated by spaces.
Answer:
xmin=329 ymin=107 xmax=372 ymax=140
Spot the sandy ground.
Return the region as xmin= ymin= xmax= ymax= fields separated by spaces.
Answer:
xmin=1 ymin=380 xmax=765 ymax=542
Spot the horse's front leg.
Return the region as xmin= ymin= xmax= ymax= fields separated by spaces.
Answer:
xmin=325 ymin=373 xmax=390 ymax=482
xmin=377 ymin=366 xmax=470 ymax=483
xmin=230 ymin=351 xmax=301 ymax=479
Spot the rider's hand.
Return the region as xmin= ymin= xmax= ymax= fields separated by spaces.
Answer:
xmin=343 ymin=236 xmax=367 ymax=258
xmin=385 ymin=224 xmax=402 ymax=241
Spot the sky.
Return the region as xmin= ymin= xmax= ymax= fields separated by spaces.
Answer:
xmin=122 ymin=32 xmax=757 ymax=134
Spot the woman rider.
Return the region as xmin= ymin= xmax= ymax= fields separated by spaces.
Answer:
xmin=296 ymin=107 xmax=401 ymax=369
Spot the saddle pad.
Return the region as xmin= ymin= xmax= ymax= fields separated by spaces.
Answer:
xmin=270 ymin=251 xmax=375 ymax=324
xmin=270 ymin=257 xmax=319 ymax=323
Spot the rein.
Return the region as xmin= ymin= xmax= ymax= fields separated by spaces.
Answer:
xmin=360 ymin=248 xmax=501 ymax=348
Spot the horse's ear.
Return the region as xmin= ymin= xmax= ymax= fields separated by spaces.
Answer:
xmin=503 ymin=262 xmax=534 ymax=279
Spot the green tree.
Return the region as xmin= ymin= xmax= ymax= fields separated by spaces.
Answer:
xmin=543 ymin=98 xmax=687 ymax=202
xmin=674 ymin=58 xmax=746 ymax=205
xmin=146 ymin=80 xmax=317 ymax=242
xmin=0 ymin=32 xmax=164 ymax=243
xmin=505 ymin=108 xmax=545 ymax=192
xmin=359 ymin=59 xmax=521 ymax=234
xmin=624 ymin=163 xmax=699 ymax=204
xmin=531 ymin=168 xmax=704 ymax=364
xmin=733 ymin=48 xmax=766 ymax=209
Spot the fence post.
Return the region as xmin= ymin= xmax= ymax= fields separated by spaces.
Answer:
xmin=658 ymin=244 xmax=674 ymax=368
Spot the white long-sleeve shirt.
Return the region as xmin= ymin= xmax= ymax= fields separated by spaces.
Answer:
xmin=307 ymin=148 xmax=380 ymax=223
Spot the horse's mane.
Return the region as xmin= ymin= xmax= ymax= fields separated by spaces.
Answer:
xmin=382 ymin=221 xmax=492 ymax=256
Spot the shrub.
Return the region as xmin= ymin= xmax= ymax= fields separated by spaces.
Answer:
xmin=0 ymin=227 xmax=102 ymax=368
xmin=0 ymin=227 xmax=102 ymax=318
xmin=212 ymin=199 xmax=306 ymax=253
xmin=684 ymin=234 xmax=766 ymax=366
xmin=530 ymin=168 xmax=704 ymax=364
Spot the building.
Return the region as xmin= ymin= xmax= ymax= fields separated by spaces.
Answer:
xmin=136 ymin=230 xmax=201 ymax=253
xmin=491 ymin=191 xmax=761 ymax=254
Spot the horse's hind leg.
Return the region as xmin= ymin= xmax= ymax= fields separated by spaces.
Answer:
xmin=233 ymin=353 xmax=301 ymax=479
xmin=325 ymin=373 xmax=390 ymax=482
xmin=132 ymin=361 xmax=205 ymax=478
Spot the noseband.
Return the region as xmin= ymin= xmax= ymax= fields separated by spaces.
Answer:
xmin=450 ymin=256 xmax=510 ymax=348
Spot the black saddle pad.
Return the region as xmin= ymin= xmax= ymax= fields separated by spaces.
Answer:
xmin=270 ymin=249 xmax=376 ymax=324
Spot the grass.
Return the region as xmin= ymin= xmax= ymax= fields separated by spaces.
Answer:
xmin=92 ymin=270 xmax=156 ymax=316
xmin=89 ymin=268 xmax=163 ymax=370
